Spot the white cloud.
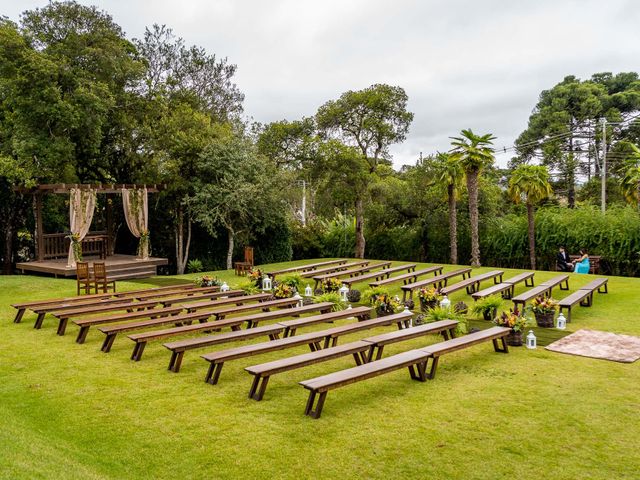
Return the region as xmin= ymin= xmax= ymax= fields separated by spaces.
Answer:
xmin=4 ymin=0 xmax=640 ymax=167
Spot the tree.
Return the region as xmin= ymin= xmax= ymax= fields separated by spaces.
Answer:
xmin=450 ymin=129 xmax=495 ymax=268
xmin=315 ymin=84 xmax=413 ymax=258
xmin=189 ymin=133 xmax=284 ymax=269
xmin=508 ymin=165 xmax=553 ymax=270
xmin=620 ymin=143 xmax=640 ymax=210
xmin=430 ymin=153 xmax=465 ymax=265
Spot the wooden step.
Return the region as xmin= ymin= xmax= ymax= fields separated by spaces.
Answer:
xmin=107 ymin=269 xmax=157 ymax=281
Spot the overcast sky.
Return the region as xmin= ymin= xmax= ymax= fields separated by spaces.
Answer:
xmin=4 ymin=0 xmax=640 ymax=167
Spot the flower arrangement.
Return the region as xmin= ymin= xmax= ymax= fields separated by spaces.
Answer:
xmin=530 ymin=296 xmax=559 ymax=315
xmin=66 ymin=232 xmax=83 ymax=262
xmin=322 ymin=277 xmax=342 ymax=293
xmin=418 ymin=286 xmax=441 ymax=302
xmin=273 ymin=283 xmax=295 ymax=299
xmin=248 ymin=269 xmax=264 ymax=288
xmin=195 ymin=275 xmax=221 ymax=288
xmin=493 ymin=309 xmax=529 ymax=332
xmin=372 ymin=293 xmax=404 ymax=316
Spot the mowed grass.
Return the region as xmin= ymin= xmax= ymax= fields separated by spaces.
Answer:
xmin=1 ymin=259 xmax=639 ymax=479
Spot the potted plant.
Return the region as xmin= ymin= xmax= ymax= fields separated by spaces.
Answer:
xmin=322 ymin=277 xmax=343 ymax=293
xmin=372 ymin=293 xmax=403 ymax=317
xmin=417 ymin=286 xmax=442 ymax=312
xmin=273 ymin=283 xmax=295 ymax=299
xmin=493 ymin=309 xmax=529 ymax=346
xmin=471 ymin=295 xmax=503 ymax=321
xmin=248 ymin=268 xmax=264 ymax=289
xmin=529 ymin=295 xmax=558 ymax=328
xmin=195 ymin=275 xmax=221 ymax=288
xmin=424 ymin=306 xmax=468 ymax=335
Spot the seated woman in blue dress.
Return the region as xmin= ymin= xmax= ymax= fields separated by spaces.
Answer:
xmin=572 ymin=249 xmax=590 ymax=274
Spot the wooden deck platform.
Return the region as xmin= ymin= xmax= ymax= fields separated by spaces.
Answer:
xmin=16 ymin=255 xmax=168 ymax=280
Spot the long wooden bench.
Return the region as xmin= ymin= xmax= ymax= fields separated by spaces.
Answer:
xmin=127 ymin=302 xmax=335 ymax=362
xmin=95 ymin=294 xmax=283 ymax=352
xmin=201 ymin=311 xmax=413 ymax=385
xmin=300 ymin=261 xmax=370 ymax=278
xmin=362 ymin=319 xmax=459 ymax=361
xmin=440 ymin=270 xmax=504 ymax=296
xmin=540 ymin=274 xmax=569 ymax=291
xmin=11 ymin=283 xmax=197 ymax=323
xmin=511 ymin=274 xmax=570 ymax=310
xmin=279 ymin=306 xmax=372 ymax=337
xmin=368 ymin=265 xmax=443 ymax=288
xmin=312 ymin=262 xmax=391 ymax=289
xmin=471 ymin=272 xmax=534 ymax=301
xmin=559 ymin=278 xmax=608 ymax=322
xmin=340 ymin=264 xmax=417 ymax=288
xmin=185 ymin=296 xmax=299 ymax=319
xmin=298 ymin=326 xmax=510 ymax=418
xmin=401 ymin=268 xmax=472 ymax=301
xmin=267 ymin=259 xmax=347 ymax=279
xmin=55 ymin=290 xmax=248 ymax=337
xmin=244 ymin=319 xmax=456 ymax=402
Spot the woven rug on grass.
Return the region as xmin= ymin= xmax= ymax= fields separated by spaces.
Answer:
xmin=545 ymin=329 xmax=640 ymax=363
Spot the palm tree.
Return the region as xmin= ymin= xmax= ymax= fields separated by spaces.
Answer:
xmin=620 ymin=143 xmax=640 ymax=211
xmin=431 ymin=152 xmax=465 ymax=264
xmin=450 ymin=129 xmax=495 ymax=268
xmin=508 ymin=164 xmax=553 ymax=270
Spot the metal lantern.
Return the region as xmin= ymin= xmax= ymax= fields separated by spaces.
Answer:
xmin=556 ymin=312 xmax=567 ymax=330
xmin=404 ymin=305 xmax=413 ymax=327
xmin=220 ymin=282 xmax=230 ymax=293
xmin=262 ymin=275 xmax=272 ymax=291
xmin=440 ymin=295 xmax=451 ymax=310
xmin=339 ymin=284 xmax=349 ymax=302
xmin=346 ymin=304 xmax=354 ymax=319
xmin=293 ymin=292 xmax=303 ymax=308
xmin=304 ymin=284 xmax=313 ymax=297
xmin=526 ymin=330 xmax=537 ymax=349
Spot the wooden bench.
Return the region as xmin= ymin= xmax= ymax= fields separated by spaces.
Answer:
xmin=280 ymin=306 xmax=372 ymax=337
xmin=368 ymin=265 xmax=443 ymax=288
xmin=267 ymin=259 xmax=347 ymax=279
xmin=362 ymin=319 xmax=459 ymax=361
xmin=201 ymin=311 xmax=413 ymax=385
xmin=472 ymin=272 xmax=534 ymax=301
xmin=312 ymin=262 xmax=391 ymax=289
xmin=559 ymin=278 xmax=608 ymax=322
xmin=300 ymin=260 xmax=370 ymax=278
xmin=440 ymin=270 xmax=504 ymax=296
xmin=340 ymin=264 xmax=417 ymax=288
xmin=569 ymin=255 xmax=601 ymax=274
xmin=185 ymin=296 xmax=299 ymax=320
xmin=299 ymin=326 xmax=510 ymax=418
xmin=579 ymin=278 xmax=608 ymax=294
xmin=127 ymin=302 xmax=335 ymax=362
xmin=401 ymin=268 xmax=472 ymax=301
xmin=95 ymin=294 xmax=280 ymax=352
xmin=540 ymin=274 xmax=570 ymax=291
xmin=12 ymin=283 xmax=198 ymax=325
xmin=511 ymin=285 xmax=552 ymax=310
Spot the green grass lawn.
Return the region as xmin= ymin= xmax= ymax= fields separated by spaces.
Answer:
xmin=1 ymin=259 xmax=639 ymax=479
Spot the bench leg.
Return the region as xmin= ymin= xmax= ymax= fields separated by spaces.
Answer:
xmin=56 ymin=318 xmax=69 ymax=336
xmin=304 ymin=390 xmax=328 ymax=419
xmin=249 ymin=375 xmax=270 ymax=401
xmin=168 ymin=351 xmax=185 ymax=372
xmin=75 ymin=326 xmax=90 ymax=344
xmin=581 ymin=293 xmax=593 ymax=307
xmin=449 ymin=327 xmax=457 ymax=339
xmin=493 ymin=337 xmax=509 ymax=353
xmin=425 ymin=357 xmax=439 ymax=380
xmin=101 ymin=333 xmax=117 ymax=353
xmin=408 ymin=362 xmax=427 ymax=382
xmin=599 ymin=284 xmax=608 ymax=294
xmin=560 ymin=279 xmax=569 ymax=290
xmin=130 ymin=341 xmax=147 ymax=361
xmin=13 ymin=309 xmax=25 ymax=323
xmin=34 ymin=313 xmax=46 ymax=329
xmin=441 ymin=330 xmax=450 ymax=341
xmin=525 ymin=277 xmax=534 ymax=287
xmin=352 ymin=352 xmax=363 ymax=366
xmin=560 ymin=306 xmax=571 ymax=323
xmin=205 ymin=362 xmax=224 ymax=385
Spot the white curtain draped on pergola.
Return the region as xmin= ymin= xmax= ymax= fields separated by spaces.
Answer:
xmin=122 ymin=187 xmax=150 ymax=259
xmin=67 ymin=188 xmax=96 ymax=267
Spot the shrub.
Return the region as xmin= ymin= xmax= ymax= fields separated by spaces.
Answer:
xmin=471 ymin=295 xmax=503 ymax=320
xmin=362 ymin=287 xmax=389 ymax=305
xmin=279 ymin=273 xmax=304 ymax=290
xmin=454 ymin=301 xmax=468 ymax=315
xmin=313 ymin=292 xmax=347 ymax=311
xmin=346 ymin=289 xmax=361 ymax=303
xmin=236 ymin=281 xmax=260 ymax=295
xmin=187 ymin=259 xmax=204 ymax=273
xmin=194 ymin=275 xmax=221 ymax=287
xmin=424 ymin=306 xmax=468 ymax=335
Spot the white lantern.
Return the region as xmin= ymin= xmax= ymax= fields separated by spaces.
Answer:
xmin=404 ymin=305 xmax=413 ymax=327
xmin=293 ymin=292 xmax=303 ymax=308
xmin=339 ymin=284 xmax=349 ymax=302
xmin=347 ymin=304 xmax=354 ymax=319
xmin=304 ymin=284 xmax=313 ymax=297
xmin=556 ymin=312 xmax=567 ymax=330
xmin=526 ymin=330 xmax=537 ymax=349
xmin=220 ymin=282 xmax=230 ymax=293
xmin=262 ymin=275 xmax=272 ymax=291
xmin=440 ymin=295 xmax=451 ymax=311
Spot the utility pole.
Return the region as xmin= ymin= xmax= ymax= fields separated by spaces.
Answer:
xmin=301 ymin=179 xmax=306 ymax=227
xmin=601 ymin=118 xmax=607 ymax=213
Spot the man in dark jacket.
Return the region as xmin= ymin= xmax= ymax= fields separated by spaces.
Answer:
xmin=557 ymin=246 xmax=572 ymax=272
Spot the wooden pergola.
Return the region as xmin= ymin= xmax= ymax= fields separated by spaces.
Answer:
xmin=16 ymin=184 xmax=163 ymax=262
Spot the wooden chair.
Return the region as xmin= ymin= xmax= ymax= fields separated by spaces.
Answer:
xmin=93 ymin=262 xmax=116 ymax=294
xmin=234 ymin=246 xmax=254 ymax=276
xmin=76 ymin=262 xmax=94 ymax=295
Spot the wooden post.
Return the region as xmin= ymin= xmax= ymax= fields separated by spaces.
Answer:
xmin=106 ymin=193 xmax=113 ymax=255
xmin=35 ymin=194 xmax=44 ymax=261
